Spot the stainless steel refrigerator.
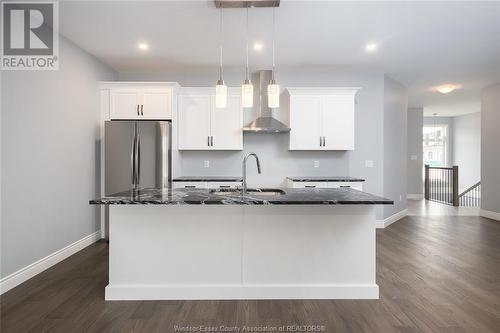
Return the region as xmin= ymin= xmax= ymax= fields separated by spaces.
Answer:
xmin=105 ymin=120 xmax=172 ymax=195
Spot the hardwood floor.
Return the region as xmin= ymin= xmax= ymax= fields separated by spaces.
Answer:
xmin=2 ymin=215 xmax=499 ymax=333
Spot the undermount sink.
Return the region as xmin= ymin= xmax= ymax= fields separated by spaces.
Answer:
xmin=210 ymin=188 xmax=285 ymax=196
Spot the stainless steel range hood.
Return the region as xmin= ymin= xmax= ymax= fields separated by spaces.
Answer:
xmin=243 ymin=70 xmax=291 ymax=133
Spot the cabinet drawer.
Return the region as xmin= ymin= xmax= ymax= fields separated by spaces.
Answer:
xmin=173 ymin=182 xmax=207 ymax=189
xmin=328 ymin=182 xmax=363 ymax=191
xmin=291 ymin=182 xmax=329 ymax=189
xmin=207 ymin=182 xmax=241 ymax=189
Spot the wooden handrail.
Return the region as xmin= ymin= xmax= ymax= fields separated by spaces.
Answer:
xmin=459 ymin=181 xmax=481 ymax=198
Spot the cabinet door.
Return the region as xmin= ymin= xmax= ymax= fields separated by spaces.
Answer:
xmin=141 ymin=89 xmax=172 ymax=119
xmin=322 ymin=95 xmax=355 ymax=150
xmin=289 ymin=96 xmax=322 ymax=150
xmin=110 ymin=89 xmax=141 ymax=119
xmin=210 ymin=94 xmax=243 ymax=150
xmin=178 ymin=94 xmax=211 ymax=150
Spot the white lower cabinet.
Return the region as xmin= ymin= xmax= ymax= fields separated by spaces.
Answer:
xmin=288 ymin=180 xmax=363 ymax=191
xmin=178 ymin=88 xmax=243 ymax=150
xmin=328 ymin=182 xmax=363 ymax=191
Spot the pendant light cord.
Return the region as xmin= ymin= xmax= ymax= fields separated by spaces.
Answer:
xmin=272 ymin=6 xmax=276 ymax=80
xmin=245 ymin=6 xmax=249 ymax=81
xmin=219 ymin=7 xmax=223 ymax=81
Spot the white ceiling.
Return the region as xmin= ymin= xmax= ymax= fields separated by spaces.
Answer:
xmin=59 ymin=0 xmax=500 ymax=116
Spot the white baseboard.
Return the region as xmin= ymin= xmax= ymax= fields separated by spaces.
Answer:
xmin=105 ymin=283 xmax=379 ymax=300
xmin=376 ymin=209 xmax=408 ymax=229
xmin=0 ymin=231 xmax=101 ymax=295
xmin=407 ymin=194 xmax=423 ymax=200
xmin=480 ymin=209 xmax=500 ymax=221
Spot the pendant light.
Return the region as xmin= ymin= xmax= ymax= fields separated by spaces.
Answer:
xmin=241 ymin=6 xmax=253 ymax=108
xmin=215 ymin=7 xmax=227 ymax=108
xmin=267 ymin=6 xmax=279 ymax=108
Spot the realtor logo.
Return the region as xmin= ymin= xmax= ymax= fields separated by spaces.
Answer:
xmin=1 ymin=1 xmax=59 ymax=70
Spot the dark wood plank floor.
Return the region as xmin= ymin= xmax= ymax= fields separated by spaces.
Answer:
xmin=2 ymin=215 xmax=500 ymax=333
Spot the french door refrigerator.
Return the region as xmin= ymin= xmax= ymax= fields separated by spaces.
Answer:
xmin=105 ymin=120 xmax=172 ymax=195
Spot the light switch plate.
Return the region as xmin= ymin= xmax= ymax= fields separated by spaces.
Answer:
xmin=314 ymin=160 xmax=320 ymax=168
xmin=410 ymin=155 xmax=418 ymax=161
xmin=204 ymin=160 xmax=210 ymax=168
xmin=365 ymin=160 xmax=374 ymax=168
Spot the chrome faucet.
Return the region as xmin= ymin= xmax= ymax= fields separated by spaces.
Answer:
xmin=242 ymin=153 xmax=261 ymax=194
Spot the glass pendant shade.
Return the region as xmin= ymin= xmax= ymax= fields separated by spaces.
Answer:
xmin=267 ymin=80 xmax=280 ymax=108
xmin=241 ymin=80 xmax=253 ymax=108
xmin=215 ymin=80 xmax=227 ymax=108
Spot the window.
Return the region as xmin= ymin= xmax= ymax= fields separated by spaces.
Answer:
xmin=423 ymin=124 xmax=448 ymax=166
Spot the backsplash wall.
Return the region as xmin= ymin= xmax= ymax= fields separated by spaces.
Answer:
xmin=180 ymin=133 xmax=349 ymax=188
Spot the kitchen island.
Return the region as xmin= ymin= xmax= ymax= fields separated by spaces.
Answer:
xmin=91 ymin=187 xmax=392 ymax=300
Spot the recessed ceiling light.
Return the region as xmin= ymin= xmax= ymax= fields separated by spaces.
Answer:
xmin=138 ymin=43 xmax=149 ymax=51
xmin=365 ymin=42 xmax=378 ymax=53
xmin=432 ymin=84 xmax=462 ymax=94
xmin=253 ymin=42 xmax=263 ymax=51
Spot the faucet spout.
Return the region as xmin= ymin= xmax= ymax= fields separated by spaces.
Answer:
xmin=242 ymin=153 xmax=262 ymax=194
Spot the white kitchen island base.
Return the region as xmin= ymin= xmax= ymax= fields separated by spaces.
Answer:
xmin=106 ymin=205 xmax=378 ymax=300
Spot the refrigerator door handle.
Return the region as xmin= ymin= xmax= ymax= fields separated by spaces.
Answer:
xmin=131 ymin=122 xmax=140 ymax=190
xmin=136 ymin=135 xmax=141 ymax=187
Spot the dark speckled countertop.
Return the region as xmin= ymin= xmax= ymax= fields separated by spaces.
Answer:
xmin=90 ymin=187 xmax=392 ymax=205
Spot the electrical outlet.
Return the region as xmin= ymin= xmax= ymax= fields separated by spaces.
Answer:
xmin=204 ymin=160 xmax=210 ymax=168
xmin=365 ymin=160 xmax=374 ymax=168
xmin=314 ymin=160 xmax=320 ymax=168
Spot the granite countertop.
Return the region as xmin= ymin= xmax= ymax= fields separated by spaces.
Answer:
xmin=173 ymin=176 xmax=243 ymax=182
xmin=287 ymin=176 xmax=365 ymax=182
xmin=90 ymin=187 xmax=392 ymax=205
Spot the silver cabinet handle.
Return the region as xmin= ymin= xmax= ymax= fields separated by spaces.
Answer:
xmin=320 ymin=136 xmax=322 ymax=147
xmin=207 ymin=136 xmax=210 ymax=147
xmin=305 ymin=185 xmax=316 ymax=188
xmin=140 ymin=104 xmax=144 ymax=116
xmin=210 ymin=136 xmax=214 ymax=147
xmin=136 ymin=104 xmax=140 ymax=116
xmin=323 ymin=136 xmax=326 ymax=146
xmin=185 ymin=185 xmax=196 ymax=188
xmin=219 ymin=185 xmax=231 ymax=188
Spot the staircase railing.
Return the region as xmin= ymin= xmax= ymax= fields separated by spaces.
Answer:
xmin=424 ymin=165 xmax=459 ymax=206
xmin=459 ymin=182 xmax=481 ymax=207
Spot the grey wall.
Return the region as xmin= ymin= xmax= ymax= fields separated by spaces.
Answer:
xmin=383 ymin=76 xmax=408 ymax=218
xmin=120 ymin=67 xmax=386 ymax=210
xmin=407 ymin=107 xmax=423 ymax=196
xmin=1 ymin=36 xmax=116 ymax=278
xmin=480 ymin=83 xmax=500 ymax=214
xmin=452 ymin=112 xmax=481 ymax=191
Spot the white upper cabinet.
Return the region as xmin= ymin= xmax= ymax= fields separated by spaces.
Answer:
xmin=178 ymin=94 xmax=211 ymax=150
xmin=286 ymin=88 xmax=360 ymax=151
xmin=178 ymin=88 xmax=243 ymax=150
xmin=107 ymin=83 xmax=176 ymax=120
